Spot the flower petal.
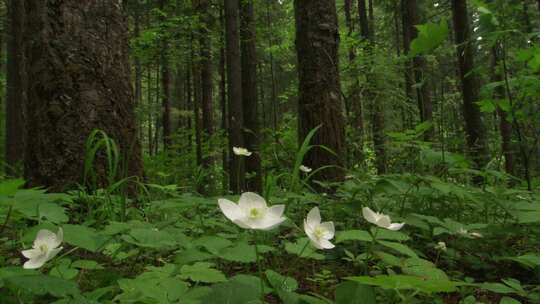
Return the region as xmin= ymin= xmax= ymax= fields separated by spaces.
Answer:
xmin=23 ymin=254 xmax=48 ymax=269
xmin=255 ymin=216 xmax=286 ymax=230
xmin=387 ymin=222 xmax=405 ymax=231
xmin=46 ymin=247 xmax=63 ymax=261
xmin=34 ymin=229 xmax=58 ymax=248
xmin=268 ymin=204 xmax=285 ymax=219
xmin=21 ymin=248 xmax=41 ymax=259
xmin=376 ymin=215 xmax=392 ymax=228
xmin=218 ymin=199 xmax=243 ymax=222
xmin=320 ymin=221 xmax=335 ymax=239
xmin=306 ymin=207 xmax=321 ymax=229
xmin=362 ymin=207 xmax=378 ymax=225
xmin=238 ymin=192 xmax=267 ymax=210
xmin=54 ymin=227 xmax=63 ymax=247
xmin=318 ymin=239 xmax=335 ymax=249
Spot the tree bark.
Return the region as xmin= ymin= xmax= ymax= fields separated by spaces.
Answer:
xmin=491 ymin=43 xmax=514 ymax=175
xmin=294 ymin=0 xmax=345 ymax=183
xmin=344 ymin=0 xmax=364 ymax=166
xmin=199 ymin=0 xmax=214 ymax=153
xmin=160 ymin=0 xmax=172 ymax=149
xmin=240 ymin=0 xmax=262 ymax=193
xmin=219 ymin=4 xmax=229 ymax=193
xmin=402 ymin=0 xmax=434 ymax=141
xmin=358 ymin=0 xmax=386 ymax=174
xmin=451 ymin=0 xmax=489 ymax=171
xmin=5 ymin=0 xmax=26 ymax=176
xmin=23 ymin=0 xmax=143 ymax=191
xmin=224 ymin=0 xmax=245 ymax=193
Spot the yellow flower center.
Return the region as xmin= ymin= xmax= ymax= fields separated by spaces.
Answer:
xmin=314 ymin=227 xmax=325 ymax=240
xmin=249 ymin=208 xmax=263 ymax=219
xmin=39 ymin=244 xmax=48 ymax=253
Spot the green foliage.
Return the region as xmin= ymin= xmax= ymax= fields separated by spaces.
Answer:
xmin=410 ymin=20 xmax=449 ymax=56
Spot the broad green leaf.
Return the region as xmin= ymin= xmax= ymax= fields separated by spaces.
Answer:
xmin=335 ymin=281 xmax=376 ymax=304
xmin=0 ymin=179 xmax=25 ymax=196
xmin=6 ymin=274 xmax=79 ymax=297
xmin=336 ymin=230 xmax=372 ymax=243
xmin=63 ymin=224 xmax=108 ymax=252
xmin=347 ymin=274 xmax=459 ymax=293
xmin=179 ymin=262 xmax=227 ymax=283
xmin=123 ymin=227 xmax=177 ymax=249
xmin=410 ymin=20 xmax=449 ymax=56
xmin=285 ymin=238 xmax=325 ymax=260
xmin=377 ymin=241 xmax=418 ymax=258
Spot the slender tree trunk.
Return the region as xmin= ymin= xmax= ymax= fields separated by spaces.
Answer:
xmin=147 ymin=67 xmax=154 ymax=156
xmin=224 ymin=0 xmax=245 ymax=193
xmin=451 ymin=0 xmax=489 ymax=171
xmin=240 ymin=0 xmax=262 ymax=192
xmin=23 ymin=0 xmax=143 ymax=191
xmin=491 ymin=43 xmax=514 ymax=175
xmin=191 ymin=35 xmax=203 ymax=167
xmin=199 ymin=0 xmax=214 ymax=164
xmin=401 ymin=0 xmax=415 ymax=127
xmin=344 ymin=0 xmax=364 ymax=166
xmin=294 ymin=0 xmax=345 ymax=183
xmin=266 ymin=1 xmax=278 ymax=137
xmin=358 ymin=0 xmax=386 ymax=174
xmin=219 ymin=4 xmax=229 ymax=193
xmin=402 ymin=0 xmax=434 ymax=140
xmin=160 ymin=0 xmax=171 ymax=149
xmin=134 ymin=2 xmax=142 ymax=106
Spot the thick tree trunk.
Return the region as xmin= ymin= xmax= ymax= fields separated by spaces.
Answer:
xmin=491 ymin=43 xmax=514 ymax=175
xmin=5 ymin=0 xmax=25 ymax=176
xmin=191 ymin=37 xmax=203 ymax=167
xmin=294 ymin=0 xmax=345 ymax=183
xmin=224 ymin=0 xmax=245 ymax=193
xmin=451 ymin=0 xmax=489 ymax=170
xmin=199 ymin=0 xmax=214 ymax=148
xmin=23 ymin=0 xmax=143 ymax=191
xmin=240 ymin=0 xmax=262 ymax=193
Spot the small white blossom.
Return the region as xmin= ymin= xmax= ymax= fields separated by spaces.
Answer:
xmin=299 ymin=165 xmax=312 ymax=173
xmin=22 ymin=228 xmax=63 ymax=269
xmin=362 ymin=207 xmax=404 ymax=231
xmin=233 ymin=147 xmax=252 ymax=156
xmin=304 ymin=207 xmax=335 ymax=250
xmin=218 ymin=192 xmax=286 ymax=230
xmin=435 ymin=241 xmax=447 ymax=251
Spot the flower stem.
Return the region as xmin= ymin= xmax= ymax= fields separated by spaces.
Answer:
xmin=253 ymin=232 xmax=265 ymax=302
xmin=281 ymin=238 xmax=310 ymax=289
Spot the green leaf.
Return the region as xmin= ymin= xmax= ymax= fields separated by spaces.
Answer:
xmin=410 ymin=20 xmax=449 ymax=56
xmin=6 ymin=274 xmax=80 ymax=297
xmin=285 ymin=238 xmax=325 ymax=260
xmin=335 ymin=281 xmax=376 ymax=304
xmin=504 ymin=254 xmax=540 ymax=269
xmin=123 ymin=227 xmax=177 ymax=249
xmin=373 ymin=229 xmax=409 ymax=241
xmin=179 ymin=262 xmax=227 ymax=283
xmin=347 ymin=274 xmax=459 ymax=293
xmin=377 ymin=240 xmax=418 ymax=258
xmin=71 ymin=260 xmax=104 ymax=270
xmin=49 ymin=259 xmax=79 ymax=280
xmin=0 ymin=179 xmax=25 ymax=196
xmin=480 ymin=282 xmax=515 ymax=294
xmin=219 ymin=242 xmax=274 ymax=263
xmin=63 ymin=224 xmax=108 ymax=252
xmin=500 ymin=297 xmax=521 ymax=304
xmin=336 ymin=230 xmax=373 ymax=243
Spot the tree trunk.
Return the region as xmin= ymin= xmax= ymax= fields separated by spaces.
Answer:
xmin=224 ymin=0 xmax=245 ymax=193
xmin=491 ymin=43 xmax=514 ymax=175
xmin=294 ymin=0 xmax=345 ymax=183
xmin=199 ymin=0 xmax=214 ymax=159
xmin=402 ymin=0 xmax=434 ymax=140
xmin=451 ymin=0 xmax=489 ymax=171
xmin=5 ymin=0 xmax=25 ymax=176
xmin=358 ymin=0 xmax=386 ymax=174
xmin=219 ymin=4 xmax=229 ymax=193
xmin=23 ymin=0 xmax=143 ymax=191
xmin=191 ymin=36 xmax=203 ymax=167
xmin=344 ymin=0 xmax=364 ymax=166
xmin=160 ymin=0 xmax=171 ymax=150
xmin=240 ymin=0 xmax=262 ymax=193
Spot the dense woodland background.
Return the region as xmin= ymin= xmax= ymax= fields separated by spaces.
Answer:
xmin=1 ymin=0 xmax=539 ymax=193
xmin=0 ymin=0 xmax=540 ymax=303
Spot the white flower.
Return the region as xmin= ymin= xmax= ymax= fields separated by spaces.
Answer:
xmin=233 ymin=147 xmax=252 ymax=156
xmin=470 ymin=232 xmax=483 ymax=238
xmin=22 ymin=228 xmax=63 ymax=269
xmin=218 ymin=192 xmax=286 ymax=230
xmin=304 ymin=207 xmax=335 ymax=250
xmin=299 ymin=165 xmax=312 ymax=173
xmin=435 ymin=241 xmax=447 ymax=251
xmin=362 ymin=207 xmax=405 ymax=231
xmin=457 ymin=227 xmax=469 ymax=235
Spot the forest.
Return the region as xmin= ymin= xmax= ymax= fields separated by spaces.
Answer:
xmin=0 ymin=0 xmax=539 ymax=303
